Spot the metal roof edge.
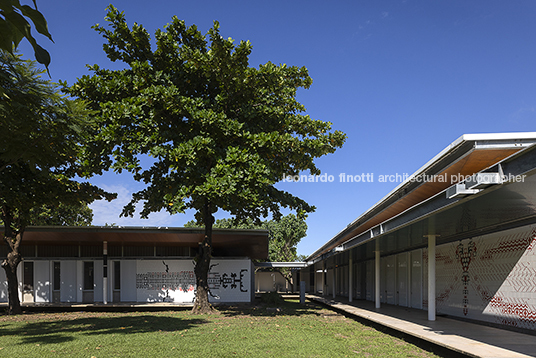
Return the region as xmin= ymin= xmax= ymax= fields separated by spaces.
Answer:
xmin=350 ymin=131 xmax=536 ymax=227
xmin=6 ymin=226 xmax=269 ymax=236
xmin=306 ymin=131 xmax=536 ymax=261
xmin=254 ymin=262 xmax=308 ymax=268
xmin=341 ymin=143 xmax=536 ymax=254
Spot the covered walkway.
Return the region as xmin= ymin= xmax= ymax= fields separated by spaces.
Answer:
xmin=301 ymin=133 xmax=536 ymax=345
xmin=308 ymin=294 xmax=536 ymax=358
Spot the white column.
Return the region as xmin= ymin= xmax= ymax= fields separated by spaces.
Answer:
xmin=375 ymin=239 xmax=380 ymax=309
xmin=103 ymin=241 xmax=108 ymax=305
xmin=427 ymin=235 xmax=436 ymax=321
xmin=349 ymin=258 xmax=353 ymax=302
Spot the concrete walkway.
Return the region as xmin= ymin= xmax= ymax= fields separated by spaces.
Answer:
xmin=307 ymin=295 xmax=536 ymax=358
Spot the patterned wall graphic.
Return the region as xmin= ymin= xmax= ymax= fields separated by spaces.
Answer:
xmin=136 ymin=259 xmax=251 ymax=303
xmin=455 ymin=241 xmax=476 ymax=315
xmin=208 ymin=264 xmax=248 ymax=292
xmin=433 ymin=225 xmax=536 ymax=330
xmin=135 ymin=261 xmax=196 ymax=302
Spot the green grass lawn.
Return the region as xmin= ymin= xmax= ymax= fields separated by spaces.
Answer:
xmin=0 ymin=299 xmax=441 ymax=357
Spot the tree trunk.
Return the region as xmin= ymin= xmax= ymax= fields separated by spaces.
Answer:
xmin=2 ymin=250 xmax=22 ymax=315
xmin=1 ymin=206 xmax=24 ymax=315
xmin=192 ymin=200 xmax=215 ymax=314
xmin=280 ymin=269 xmax=294 ymax=293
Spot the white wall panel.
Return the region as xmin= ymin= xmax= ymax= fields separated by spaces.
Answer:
xmin=366 ymin=260 xmax=374 ymax=301
xmin=121 ymin=260 xmax=136 ymax=302
xmin=34 ymin=261 xmax=50 ymax=303
xmin=411 ymin=249 xmax=423 ymax=309
xmin=385 ymin=255 xmax=396 ymax=304
xmin=76 ymin=261 xmax=83 ymax=302
xmin=94 ymin=261 xmax=103 ymax=302
xmin=397 ymin=252 xmax=409 ymax=307
xmin=61 ymin=261 xmax=77 ymax=302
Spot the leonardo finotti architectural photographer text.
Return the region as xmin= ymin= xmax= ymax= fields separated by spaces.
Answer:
xmin=281 ymin=172 xmax=526 ymax=184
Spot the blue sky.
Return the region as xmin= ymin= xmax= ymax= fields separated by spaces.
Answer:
xmin=17 ymin=0 xmax=536 ymax=256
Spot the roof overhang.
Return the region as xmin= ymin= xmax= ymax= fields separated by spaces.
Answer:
xmin=308 ymin=132 xmax=536 ymax=261
xmin=254 ymin=262 xmax=308 ymax=268
xmin=3 ymin=226 xmax=270 ymax=260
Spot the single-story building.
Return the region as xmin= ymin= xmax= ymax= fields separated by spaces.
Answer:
xmin=300 ymin=132 xmax=536 ymax=331
xmin=254 ymin=262 xmax=308 ymax=293
xmin=0 ymin=227 xmax=269 ymax=304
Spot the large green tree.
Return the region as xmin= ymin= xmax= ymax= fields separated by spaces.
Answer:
xmin=0 ymin=1 xmax=52 ymax=73
xmin=0 ymin=51 xmax=114 ymax=314
xmin=68 ymin=5 xmax=345 ymax=313
xmin=186 ymin=214 xmax=307 ymax=286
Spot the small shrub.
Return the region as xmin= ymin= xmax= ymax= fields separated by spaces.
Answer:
xmin=260 ymin=291 xmax=283 ymax=305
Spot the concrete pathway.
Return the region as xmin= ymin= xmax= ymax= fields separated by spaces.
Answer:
xmin=307 ymin=295 xmax=536 ymax=358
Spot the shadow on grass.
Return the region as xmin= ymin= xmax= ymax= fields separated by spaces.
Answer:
xmin=0 ymin=296 xmax=320 ymax=346
xmin=216 ymin=297 xmax=323 ymax=318
xmin=0 ymin=314 xmax=209 ymax=345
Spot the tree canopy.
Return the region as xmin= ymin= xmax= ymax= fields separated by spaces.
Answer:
xmin=0 ymin=202 xmax=93 ymax=227
xmin=0 ymin=1 xmax=52 ymax=72
xmin=68 ymin=5 xmax=345 ymax=313
xmin=0 ymin=51 xmax=114 ymax=314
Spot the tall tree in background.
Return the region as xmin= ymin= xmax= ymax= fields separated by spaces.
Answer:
xmin=0 ymin=52 xmax=114 ymax=314
xmin=186 ymin=214 xmax=307 ymax=287
xmin=264 ymin=214 xmax=307 ymax=286
xmin=1 ymin=202 xmax=94 ymax=227
xmin=28 ymin=202 xmax=93 ymax=226
xmin=68 ymin=6 xmax=346 ymax=313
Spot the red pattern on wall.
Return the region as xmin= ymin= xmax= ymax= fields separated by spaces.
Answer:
xmin=436 ymin=284 xmax=455 ymax=303
xmin=489 ymin=295 xmax=536 ymax=326
xmin=476 ymin=228 xmax=536 ymax=329
xmin=434 ymin=225 xmax=536 ymax=330
xmin=481 ymin=232 xmax=535 ymax=260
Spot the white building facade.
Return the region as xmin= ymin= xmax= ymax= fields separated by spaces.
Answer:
xmin=301 ymin=133 xmax=536 ymax=332
xmin=0 ymin=228 xmax=267 ymax=305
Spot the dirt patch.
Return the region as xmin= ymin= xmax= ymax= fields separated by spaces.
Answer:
xmin=0 ymin=311 xmax=121 ymax=323
xmin=320 ymin=310 xmax=346 ymax=321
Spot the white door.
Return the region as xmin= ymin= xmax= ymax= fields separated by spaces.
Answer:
xmin=397 ymin=252 xmax=409 ymax=307
xmin=385 ymin=256 xmax=396 ymax=305
xmin=410 ymin=250 xmax=423 ymax=309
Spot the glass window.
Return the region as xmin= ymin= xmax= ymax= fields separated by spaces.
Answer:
xmin=113 ymin=261 xmax=121 ymax=290
xmin=83 ymin=261 xmax=94 ymax=290
xmin=23 ymin=262 xmax=34 ymax=291
xmin=53 ymin=262 xmax=60 ymax=290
